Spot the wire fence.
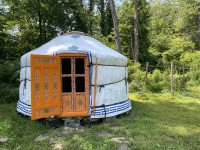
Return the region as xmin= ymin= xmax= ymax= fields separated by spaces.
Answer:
xmin=139 ymin=62 xmax=200 ymax=95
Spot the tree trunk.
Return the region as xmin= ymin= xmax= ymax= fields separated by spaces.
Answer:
xmin=99 ymin=0 xmax=105 ymax=35
xmin=37 ymin=0 xmax=42 ymax=43
xmin=89 ymin=0 xmax=94 ymax=35
xmin=198 ymin=8 xmax=200 ymax=50
xmin=133 ymin=0 xmax=139 ymax=62
xmin=109 ymin=0 xmax=122 ymax=53
xmin=43 ymin=20 xmax=46 ymax=42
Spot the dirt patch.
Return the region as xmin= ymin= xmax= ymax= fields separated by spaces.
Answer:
xmin=118 ymin=144 xmax=129 ymax=150
xmin=110 ymin=137 xmax=133 ymax=144
xmin=111 ymin=126 xmax=124 ymax=131
xmin=0 ymin=136 xmax=8 ymax=143
xmin=35 ymin=134 xmax=49 ymax=142
xmin=49 ymin=137 xmax=65 ymax=144
xmin=53 ymin=143 xmax=63 ymax=150
xmin=97 ymin=131 xmax=111 ymax=138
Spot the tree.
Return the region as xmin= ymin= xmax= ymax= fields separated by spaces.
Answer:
xmin=117 ymin=0 xmax=150 ymax=63
xmin=198 ymin=7 xmax=200 ymax=50
xmin=148 ymin=0 xmax=198 ymax=65
xmin=198 ymin=8 xmax=200 ymax=50
xmin=110 ymin=0 xmax=122 ymax=53
xmin=133 ymin=0 xmax=139 ymax=62
xmin=98 ymin=0 xmax=106 ymax=35
xmin=89 ymin=0 xmax=94 ymax=35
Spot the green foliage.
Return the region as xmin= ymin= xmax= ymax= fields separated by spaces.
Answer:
xmin=162 ymin=37 xmax=195 ymax=63
xmin=128 ymin=61 xmax=145 ymax=93
xmin=180 ymin=51 xmax=200 ymax=86
xmin=147 ymin=69 xmax=167 ymax=92
xmin=149 ymin=0 xmax=199 ymax=65
xmin=93 ymin=31 xmax=116 ymax=50
xmin=0 ymin=61 xmax=20 ymax=103
xmin=117 ymin=0 xmax=150 ymax=62
xmin=128 ymin=61 xmax=145 ymax=83
xmin=129 ymin=81 xmax=140 ymax=92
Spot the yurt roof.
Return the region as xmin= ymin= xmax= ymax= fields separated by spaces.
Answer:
xmin=20 ymin=32 xmax=127 ymax=67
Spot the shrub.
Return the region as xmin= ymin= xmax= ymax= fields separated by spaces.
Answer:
xmin=128 ymin=61 xmax=145 ymax=91
xmin=0 ymin=84 xmax=18 ymax=103
xmin=129 ymin=81 xmax=140 ymax=92
xmin=0 ymin=61 xmax=20 ymax=103
xmin=147 ymin=69 xmax=167 ymax=92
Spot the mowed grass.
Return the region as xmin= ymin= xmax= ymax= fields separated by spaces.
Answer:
xmin=0 ymin=92 xmax=200 ymax=150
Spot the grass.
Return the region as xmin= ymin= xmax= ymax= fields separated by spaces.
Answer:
xmin=0 ymin=91 xmax=200 ymax=150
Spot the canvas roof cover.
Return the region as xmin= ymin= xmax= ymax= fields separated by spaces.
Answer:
xmin=20 ymin=34 xmax=127 ymax=67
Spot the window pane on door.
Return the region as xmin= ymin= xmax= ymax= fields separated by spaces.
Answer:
xmin=75 ymin=77 xmax=85 ymax=92
xmin=62 ymin=58 xmax=71 ymax=74
xmin=75 ymin=58 xmax=85 ymax=74
xmin=62 ymin=77 xmax=72 ymax=92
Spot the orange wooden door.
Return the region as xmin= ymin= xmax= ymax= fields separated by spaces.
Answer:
xmin=59 ymin=54 xmax=89 ymax=117
xmin=31 ymin=54 xmax=61 ymax=120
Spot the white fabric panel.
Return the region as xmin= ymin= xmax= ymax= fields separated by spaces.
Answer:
xmin=20 ymin=67 xmax=31 ymax=82
xmin=20 ymin=68 xmax=25 ymax=82
xmin=26 ymin=67 xmax=31 ymax=80
xmin=20 ymin=54 xmax=26 ymax=67
xmin=91 ymin=80 xmax=128 ymax=106
xmin=92 ymin=66 xmax=127 ymax=85
xmin=20 ymin=34 xmax=127 ymax=67
xmin=19 ymin=80 xmax=31 ymax=105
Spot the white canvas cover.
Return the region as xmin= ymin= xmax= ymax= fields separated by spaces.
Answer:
xmin=17 ymin=33 xmax=131 ymax=118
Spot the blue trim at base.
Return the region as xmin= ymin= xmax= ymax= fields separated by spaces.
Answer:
xmin=17 ymin=99 xmax=132 ymax=118
xmin=90 ymin=100 xmax=132 ymax=118
xmin=17 ymin=101 xmax=31 ymax=116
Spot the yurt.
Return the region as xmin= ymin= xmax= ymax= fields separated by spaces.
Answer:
xmin=17 ymin=32 xmax=132 ymax=120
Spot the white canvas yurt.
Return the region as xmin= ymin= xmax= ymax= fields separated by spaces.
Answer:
xmin=17 ymin=32 xmax=132 ymax=120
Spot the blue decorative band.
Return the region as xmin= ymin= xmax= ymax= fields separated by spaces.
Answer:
xmin=17 ymin=99 xmax=132 ymax=119
xmin=17 ymin=101 xmax=31 ymax=116
xmin=90 ymin=99 xmax=132 ymax=118
xmin=71 ymin=35 xmax=80 ymax=39
xmin=68 ymin=45 xmax=79 ymax=50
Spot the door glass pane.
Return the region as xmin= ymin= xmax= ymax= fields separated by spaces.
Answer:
xmin=75 ymin=58 xmax=85 ymax=74
xmin=75 ymin=77 xmax=85 ymax=92
xmin=62 ymin=77 xmax=72 ymax=92
xmin=62 ymin=58 xmax=71 ymax=74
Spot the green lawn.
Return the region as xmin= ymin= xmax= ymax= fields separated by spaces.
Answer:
xmin=0 ymin=92 xmax=200 ymax=150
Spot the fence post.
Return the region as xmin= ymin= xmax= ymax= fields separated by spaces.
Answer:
xmin=171 ymin=61 xmax=174 ymax=95
xmin=196 ymin=67 xmax=198 ymax=80
xmin=145 ymin=62 xmax=149 ymax=87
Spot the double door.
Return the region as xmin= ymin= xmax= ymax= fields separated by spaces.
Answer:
xmin=31 ymin=54 xmax=89 ymax=120
xmin=59 ymin=55 xmax=89 ymax=117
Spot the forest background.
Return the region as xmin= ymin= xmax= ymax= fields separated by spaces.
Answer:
xmin=0 ymin=0 xmax=200 ymax=103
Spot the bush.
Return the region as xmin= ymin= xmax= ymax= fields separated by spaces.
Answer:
xmin=128 ymin=61 xmax=145 ymax=91
xmin=0 ymin=84 xmax=18 ymax=103
xmin=147 ymin=69 xmax=167 ymax=92
xmin=129 ymin=81 xmax=140 ymax=92
xmin=0 ymin=61 xmax=20 ymax=103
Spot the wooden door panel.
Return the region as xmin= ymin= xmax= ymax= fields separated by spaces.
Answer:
xmin=59 ymin=55 xmax=89 ymax=117
xmin=75 ymin=94 xmax=87 ymax=112
xmin=31 ymin=55 xmax=61 ymax=120
xmin=62 ymin=94 xmax=73 ymax=112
